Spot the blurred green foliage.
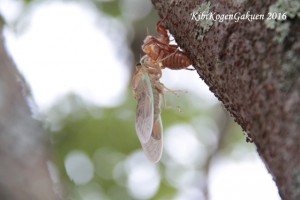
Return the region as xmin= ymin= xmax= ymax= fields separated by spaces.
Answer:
xmin=47 ymin=91 xmax=197 ymax=196
xmin=45 ymin=90 xmax=248 ymax=199
xmin=97 ymin=0 xmax=121 ymax=17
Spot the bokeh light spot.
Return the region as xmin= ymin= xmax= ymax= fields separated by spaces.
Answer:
xmin=165 ymin=124 xmax=204 ymax=166
xmin=65 ymin=150 xmax=94 ymax=185
xmin=125 ymin=151 xmax=160 ymax=199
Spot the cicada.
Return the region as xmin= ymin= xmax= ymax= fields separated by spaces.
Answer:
xmin=132 ymin=57 xmax=164 ymax=162
xmin=132 ymin=15 xmax=193 ymax=162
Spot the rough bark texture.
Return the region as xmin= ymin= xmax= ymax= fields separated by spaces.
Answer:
xmin=0 ymin=18 xmax=60 ymax=199
xmin=151 ymin=0 xmax=300 ymax=199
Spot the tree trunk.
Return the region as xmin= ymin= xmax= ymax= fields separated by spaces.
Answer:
xmin=0 ymin=16 xmax=60 ymax=200
xmin=151 ymin=0 xmax=300 ymax=199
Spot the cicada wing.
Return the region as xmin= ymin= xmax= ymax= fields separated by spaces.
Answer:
xmin=135 ymin=72 xmax=154 ymax=143
xmin=141 ymin=116 xmax=163 ymax=163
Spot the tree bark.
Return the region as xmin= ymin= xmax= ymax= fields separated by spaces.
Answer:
xmin=0 ymin=16 xmax=60 ymax=200
xmin=151 ymin=0 xmax=300 ymax=199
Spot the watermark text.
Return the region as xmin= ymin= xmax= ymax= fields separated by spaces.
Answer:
xmin=191 ymin=11 xmax=287 ymax=22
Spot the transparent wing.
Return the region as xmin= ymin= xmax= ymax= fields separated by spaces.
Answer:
xmin=135 ymin=71 xmax=154 ymax=143
xmin=141 ymin=116 xmax=163 ymax=163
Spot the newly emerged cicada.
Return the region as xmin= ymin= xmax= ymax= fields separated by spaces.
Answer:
xmin=132 ymin=56 xmax=165 ymax=162
xmin=132 ymin=15 xmax=193 ymax=162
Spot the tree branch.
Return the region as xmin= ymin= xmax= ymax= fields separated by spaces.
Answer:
xmin=0 ymin=17 xmax=60 ymax=199
xmin=151 ymin=0 xmax=300 ymax=199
